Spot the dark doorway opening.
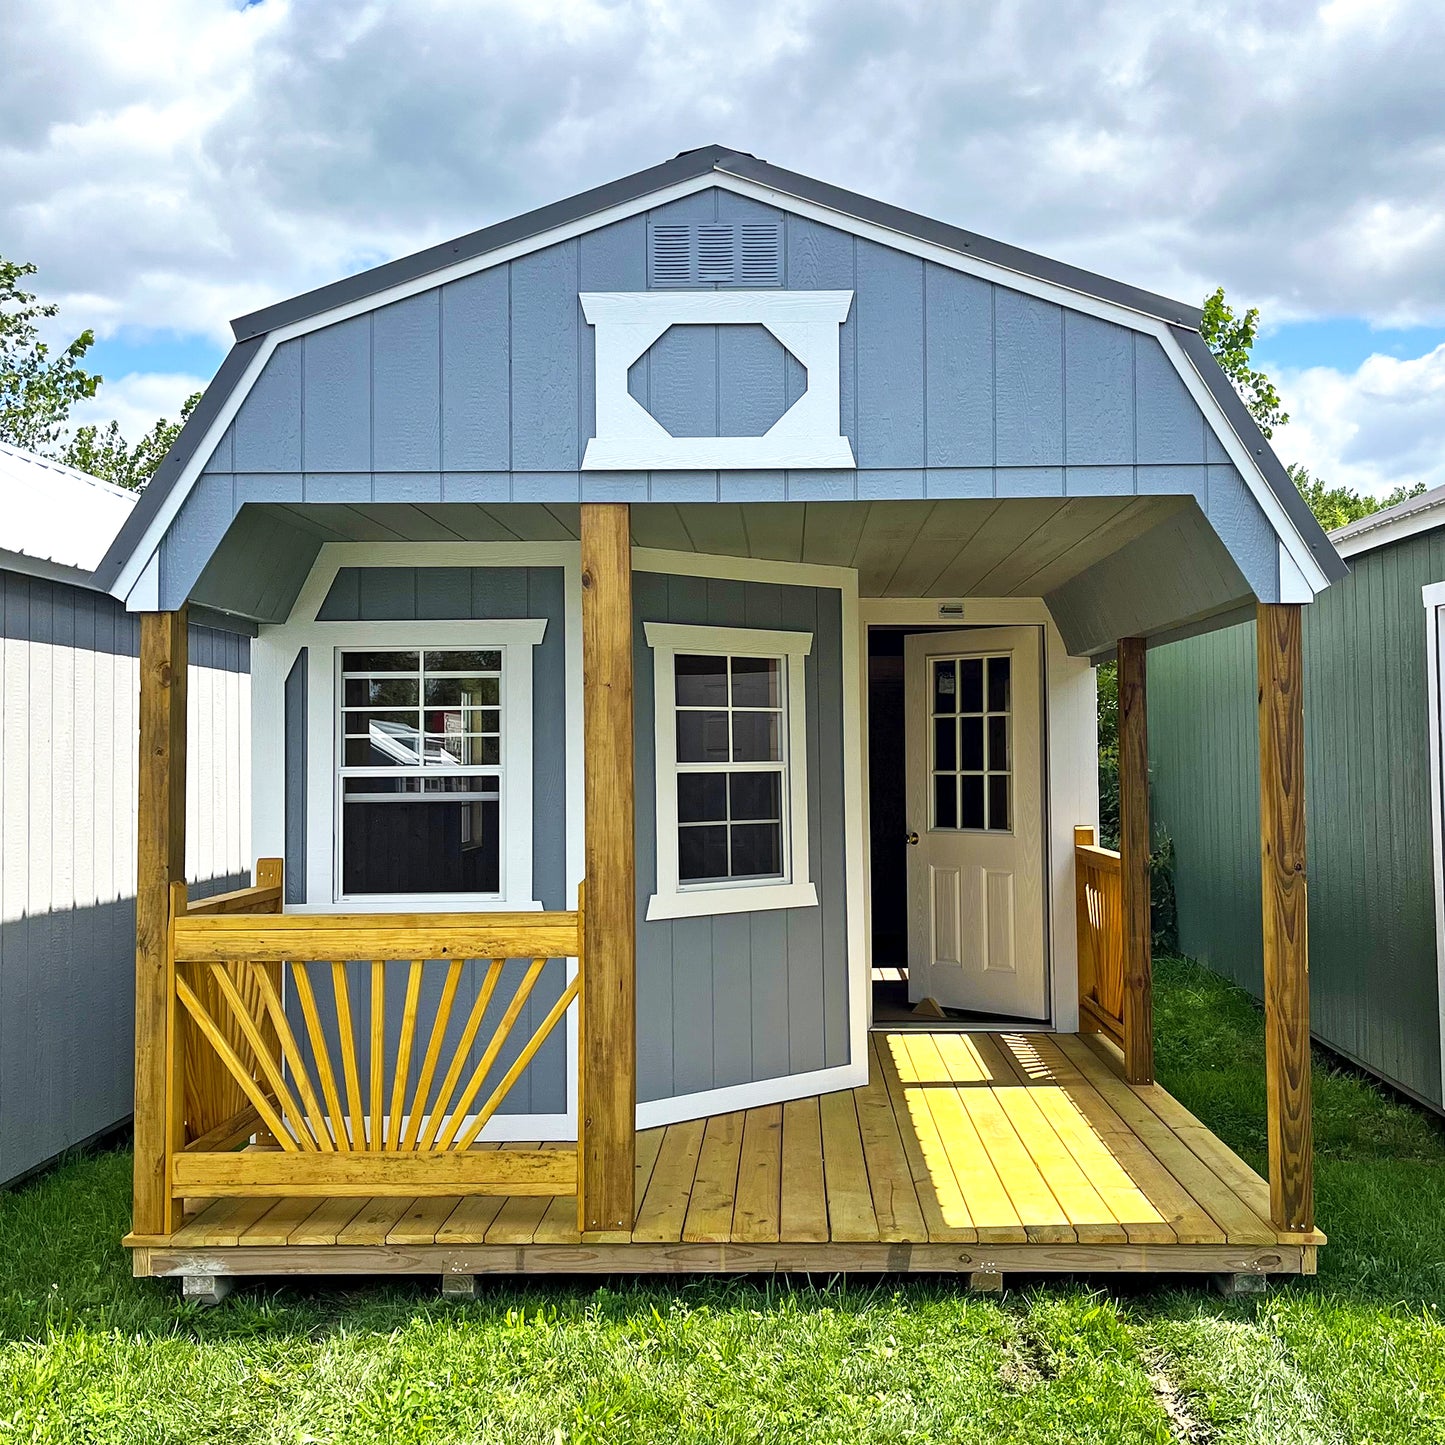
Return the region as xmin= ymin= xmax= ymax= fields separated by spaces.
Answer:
xmin=868 ymin=624 xmax=1024 ymax=1029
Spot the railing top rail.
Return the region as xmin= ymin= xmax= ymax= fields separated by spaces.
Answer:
xmin=1075 ymin=844 xmax=1122 ymax=872
xmin=182 ymin=884 xmax=284 ymax=917
xmin=171 ymin=910 xmax=583 ymax=964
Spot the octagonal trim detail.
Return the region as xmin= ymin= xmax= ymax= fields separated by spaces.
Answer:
xmin=581 ymin=289 xmax=856 ymax=471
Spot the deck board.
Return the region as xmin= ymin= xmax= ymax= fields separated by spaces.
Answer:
xmin=732 ymin=1104 xmax=783 ymax=1243
xmin=138 ymin=1032 xmax=1316 ymax=1277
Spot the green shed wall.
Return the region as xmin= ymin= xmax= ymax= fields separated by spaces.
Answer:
xmin=1149 ymin=530 xmax=1444 ymax=1111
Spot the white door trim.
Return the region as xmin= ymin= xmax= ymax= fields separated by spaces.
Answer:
xmin=858 ymin=597 xmax=1096 ymax=1031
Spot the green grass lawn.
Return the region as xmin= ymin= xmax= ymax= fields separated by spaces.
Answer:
xmin=2 ymin=957 xmax=1443 ymax=1444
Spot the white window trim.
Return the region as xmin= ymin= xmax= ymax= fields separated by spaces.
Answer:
xmin=299 ymin=618 xmax=547 ymax=913
xmin=645 ymin=621 xmax=817 ymax=921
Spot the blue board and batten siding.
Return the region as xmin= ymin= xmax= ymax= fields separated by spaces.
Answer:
xmin=284 ymin=564 xmax=849 ymax=1111
xmin=633 ymin=574 xmax=848 ymax=1103
xmin=159 ymin=187 xmax=1281 ymax=613
xmin=1150 ymin=531 xmax=1445 ymax=1110
xmin=294 ymin=565 xmax=570 ymax=1116
xmin=0 ymin=569 xmax=251 ymax=1184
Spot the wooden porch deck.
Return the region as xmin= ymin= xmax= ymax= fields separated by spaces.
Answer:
xmin=128 ymin=1031 xmax=1320 ymax=1282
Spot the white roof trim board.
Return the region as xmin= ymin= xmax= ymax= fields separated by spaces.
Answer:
xmin=0 ymin=441 xmax=137 ymax=579
xmin=1330 ymin=482 xmax=1445 ymax=559
xmin=90 ymin=145 xmax=1346 ymax=605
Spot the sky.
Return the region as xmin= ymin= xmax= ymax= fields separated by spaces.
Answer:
xmin=4 ymin=0 xmax=1444 ymax=499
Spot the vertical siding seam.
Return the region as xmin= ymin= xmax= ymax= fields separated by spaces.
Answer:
xmin=439 ymin=277 xmax=447 ymax=473
xmin=1059 ymin=307 xmax=1067 ymax=466
xmin=506 ymin=265 xmax=514 ymax=481
xmin=851 ymin=235 xmax=861 ymax=477
xmin=575 ymin=241 xmax=585 ymax=470
xmin=367 ymin=311 xmax=376 ymax=475
xmin=299 ymin=332 xmax=307 ymax=476
xmin=1129 ymin=330 xmax=1139 ymax=476
xmin=920 ymin=261 xmax=929 ymax=462
xmin=990 ymin=284 xmax=998 ymax=488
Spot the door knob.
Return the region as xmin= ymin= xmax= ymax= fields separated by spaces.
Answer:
xmin=906 ymin=831 xmax=920 ymax=846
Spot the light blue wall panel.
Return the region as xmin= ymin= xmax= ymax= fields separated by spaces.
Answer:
xmin=632 ymin=572 xmax=849 ymax=1103
xmin=373 ymin=293 xmax=440 ymax=471
xmin=510 ymin=240 xmax=578 ymax=471
xmin=1065 ymin=313 xmax=1134 ymax=465
xmin=441 ymin=268 xmax=510 ymax=471
xmin=854 ymin=239 xmax=925 ymax=468
xmin=1135 ymin=335 xmax=1206 ymax=465
xmin=925 ymin=265 xmax=994 ymax=467
xmin=232 ymin=338 xmax=302 ymax=471
xmin=995 ymin=290 xmax=1064 ymax=466
xmin=303 ymin=314 xmax=371 ymax=471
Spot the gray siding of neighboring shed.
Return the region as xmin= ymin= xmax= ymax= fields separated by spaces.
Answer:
xmin=0 ymin=570 xmax=251 ymax=1184
xmin=158 ymin=186 xmax=1280 ymax=612
xmin=633 ymin=573 xmax=849 ymax=1102
xmin=299 ymin=565 xmax=569 ymax=1117
xmin=1149 ymin=530 xmax=1445 ymax=1110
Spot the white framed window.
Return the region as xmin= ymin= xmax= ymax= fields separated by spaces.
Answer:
xmin=304 ymin=619 xmax=546 ymax=910
xmin=645 ymin=622 xmax=818 ymax=921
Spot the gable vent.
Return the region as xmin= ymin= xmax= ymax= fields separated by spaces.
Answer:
xmin=648 ymin=221 xmax=783 ymax=287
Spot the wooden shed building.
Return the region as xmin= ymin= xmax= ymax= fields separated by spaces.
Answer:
xmin=0 ymin=443 xmax=250 ymax=1185
xmin=1152 ymin=483 xmax=1445 ymax=1114
xmin=91 ymin=147 xmax=1340 ymax=1291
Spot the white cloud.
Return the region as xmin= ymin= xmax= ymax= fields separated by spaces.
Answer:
xmin=4 ymin=0 xmax=1445 ymax=345
xmin=5 ymin=0 xmax=1445 ymax=460
xmin=1276 ymin=345 xmax=1445 ymax=497
xmin=67 ymin=371 xmax=206 ymax=443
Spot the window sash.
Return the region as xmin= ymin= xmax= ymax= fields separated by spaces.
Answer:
xmin=334 ymin=644 xmax=512 ymax=902
xmin=644 ymin=621 xmax=817 ymax=921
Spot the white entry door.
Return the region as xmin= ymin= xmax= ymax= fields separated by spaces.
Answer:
xmin=903 ymin=627 xmax=1047 ymax=1019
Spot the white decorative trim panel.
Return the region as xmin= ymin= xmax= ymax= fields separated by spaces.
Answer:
xmin=580 ymin=290 xmax=856 ymax=471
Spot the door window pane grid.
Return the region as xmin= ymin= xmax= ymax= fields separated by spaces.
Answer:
xmin=930 ymin=654 xmax=1012 ymax=833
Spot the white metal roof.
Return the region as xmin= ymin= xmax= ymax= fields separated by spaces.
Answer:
xmin=1330 ymin=481 xmax=1445 ymax=559
xmin=0 ymin=440 xmax=138 ymax=577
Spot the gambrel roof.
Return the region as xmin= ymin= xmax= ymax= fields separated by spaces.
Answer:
xmin=93 ymin=145 xmax=1345 ymax=606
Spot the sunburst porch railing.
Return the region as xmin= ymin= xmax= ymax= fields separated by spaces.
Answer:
xmin=163 ymin=861 xmax=584 ymax=1211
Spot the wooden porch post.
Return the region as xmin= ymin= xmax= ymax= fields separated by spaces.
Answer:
xmin=134 ymin=609 xmax=187 ymax=1237
xmin=1117 ymin=636 xmax=1154 ymax=1085
xmin=1257 ymin=603 xmax=1314 ymax=1234
xmin=578 ymin=504 xmax=636 ymax=1235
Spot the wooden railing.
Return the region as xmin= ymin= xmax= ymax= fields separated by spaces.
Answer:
xmin=1073 ymin=825 xmax=1125 ymax=1050
xmin=163 ymin=859 xmax=583 ymax=1207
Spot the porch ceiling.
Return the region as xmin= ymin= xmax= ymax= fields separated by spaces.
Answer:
xmin=209 ymin=495 xmax=1185 ymax=604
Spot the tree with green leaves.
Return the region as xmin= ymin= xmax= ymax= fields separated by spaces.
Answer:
xmin=1199 ymin=286 xmax=1290 ymax=440
xmin=1 ymin=252 xmax=199 ymax=491
xmin=0 ymin=258 xmax=101 ymax=453
xmin=63 ymin=393 xmax=202 ymax=492
xmin=1289 ymin=462 xmax=1425 ymax=532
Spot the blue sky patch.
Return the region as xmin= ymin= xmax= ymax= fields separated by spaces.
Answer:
xmin=84 ymin=329 xmax=227 ymax=386
xmin=1258 ymin=317 xmax=1445 ymax=375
